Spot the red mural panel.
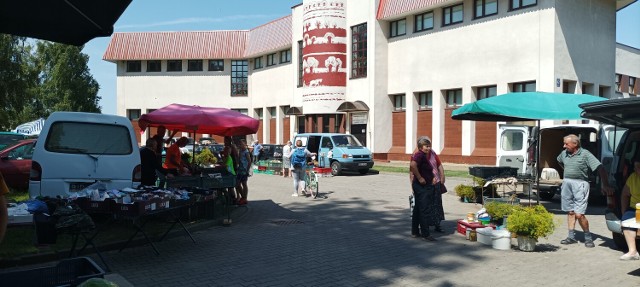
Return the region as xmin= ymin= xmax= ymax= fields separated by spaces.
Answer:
xmin=282 ymin=117 xmax=291 ymax=143
xmin=416 ymin=110 xmax=433 ymax=140
xmin=269 ymin=119 xmax=276 ymax=144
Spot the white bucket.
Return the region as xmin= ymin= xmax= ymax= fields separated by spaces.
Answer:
xmin=492 ymin=230 xmax=512 ymax=250
xmin=476 ymin=227 xmax=493 ymax=245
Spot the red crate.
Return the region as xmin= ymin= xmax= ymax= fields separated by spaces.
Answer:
xmin=258 ymin=166 xmax=267 ymax=171
xmin=313 ymin=167 xmax=332 ymax=174
xmin=456 ymin=219 xmax=493 ymax=236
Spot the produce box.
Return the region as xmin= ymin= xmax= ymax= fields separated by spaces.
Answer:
xmin=75 ymin=197 xmax=116 ymax=214
xmin=114 ymin=200 xmax=153 ymax=217
xmin=456 ymin=219 xmax=494 ymax=236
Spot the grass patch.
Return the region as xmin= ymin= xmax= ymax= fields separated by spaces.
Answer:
xmin=373 ymin=165 xmax=470 ymax=178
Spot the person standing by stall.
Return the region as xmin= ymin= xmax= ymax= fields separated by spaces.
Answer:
xmin=409 ymin=137 xmax=438 ymax=241
xmin=140 ymin=138 xmax=172 ymax=186
xmin=235 ymin=140 xmax=252 ymax=205
xmin=164 ymin=137 xmax=190 ymax=175
xmin=151 ymin=125 xmax=168 ymax=187
xmin=282 ymin=140 xmax=292 ymax=177
xmin=290 ymin=139 xmax=315 ymax=197
xmin=557 ymin=134 xmax=613 ymax=248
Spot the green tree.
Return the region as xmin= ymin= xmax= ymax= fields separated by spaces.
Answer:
xmin=34 ymin=42 xmax=101 ymax=115
xmin=0 ymin=35 xmax=38 ymax=130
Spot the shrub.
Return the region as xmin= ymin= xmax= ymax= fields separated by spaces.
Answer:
xmin=455 ymin=184 xmax=475 ymax=199
xmin=484 ymin=201 xmax=516 ymax=220
xmin=507 ymin=205 xmax=555 ymax=240
xmin=195 ymin=147 xmax=217 ymax=166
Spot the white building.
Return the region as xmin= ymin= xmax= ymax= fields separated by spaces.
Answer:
xmin=104 ymin=0 xmax=640 ymax=165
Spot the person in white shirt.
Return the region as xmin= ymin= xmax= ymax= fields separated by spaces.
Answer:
xmin=282 ymin=141 xmax=292 ymax=177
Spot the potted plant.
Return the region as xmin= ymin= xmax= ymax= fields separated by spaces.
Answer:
xmin=507 ymin=205 xmax=556 ymax=251
xmin=455 ymin=184 xmax=475 ymax=203
xmin=195 ymin=147 xmax=217 ymax=167
xmin=483 ymin=201 xmax=516 ymax=226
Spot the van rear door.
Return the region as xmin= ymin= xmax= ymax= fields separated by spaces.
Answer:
xmin=497 ymin=125 xmax=529 ymax=173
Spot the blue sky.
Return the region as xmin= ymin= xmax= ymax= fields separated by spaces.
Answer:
xmin=82 ymin=0 xmax=640 ymax=115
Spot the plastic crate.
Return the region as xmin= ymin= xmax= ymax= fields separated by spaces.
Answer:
xmin=166 ymin=176 xmax=202 ymax=188
xmin=468 ymin=166 xmax=518 ymax=179
xmin=0 ymin=257 xmax=105 ymax=287
xmin=456 ymin=219 xmax=491 ymax=236
xmin=202 ymin=175 xmax=236 ymax=189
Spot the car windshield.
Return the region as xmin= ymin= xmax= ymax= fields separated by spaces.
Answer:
xmin=331 ymin=135 xmax=363 ymax=147
xmin=45 ymin=122 xmax=133 ymax=155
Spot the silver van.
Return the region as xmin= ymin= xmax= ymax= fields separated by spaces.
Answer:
xmin=29 ymin=112 xmax=141 ymax=198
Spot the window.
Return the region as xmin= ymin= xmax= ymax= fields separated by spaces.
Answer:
xmin=445 ymin=89 xmax=463 ymax=107
xmin=477 ymin=85 xmax=497 ymax=100
xmin=280 ymin=49 xmax=291 ymax=63
xmin=351 ymin=23 xmax=367 ymax=79
xmin=266 ymin=53 xmax=277 ymax=66
xmin=512 ymin=81 xmax=536 ymax=92
xmin=414 ymin=11 xmax=434 ymax=32
xmin=298 ymin=41 xmax=304 ymax=87
xmin=501 ymin=130 xmax=524 ymax=151
xmin=393 ymin=94 xmax=406 ymax=111
xmin=417 ymin=92 xmax=432 ymax=110
xmin=268 ymin=107 xmax=276 ymax=117
xmin=254 ymin=56 xmax=263 ymax=69
xmin=615 ymin=74 xmax=622 ymax=92
xmin=127 ymin=109 xmax=141 ymax=120
xmin=443 ymin=3 xmax=463 ymax=26
xmin=126 ymin=61 xmax=141 ymax=72
xmin=282 ymin=105 xmax=290 ymax=118
xmin=208 ymin=59 xmax=224 ymax=71
xmin=46 ymin=122 xmax=133 ymax=155
xmin=231 ymin=108 xmax=248 ymax=115
xmin=474 ymin=0 xmax=498 ymax=19
xmin=167 ymin=60 xmax=182 ymax=72
xmin=231 ymin=60 xmax=248 ymax=96
xmin=187 ymin=60 xmax=203 ymax=71
xmin=390 ymin=19 xmax=406 ymax=37
xmin=510 ymin=0 xmax=536 ymax=10
xmin=255 ymin=108 xmax=263 ymax=120
xmin=630 ymin=77 xmax=636 ymax=94
xmin=146 ymin=60 xmax=161 ymax=72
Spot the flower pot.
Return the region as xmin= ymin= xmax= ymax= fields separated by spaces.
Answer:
xmin=517 ymin=235 xmax=536 ymax=252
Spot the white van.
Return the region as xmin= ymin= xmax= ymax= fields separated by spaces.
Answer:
xmin=29 ymin=112 xmax=141 ymax=198
xmin=497 ymin=123 xmax=617 ymax=201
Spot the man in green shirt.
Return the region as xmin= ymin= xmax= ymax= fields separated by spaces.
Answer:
xmin=557 ymin=134 xmax=613 ymax=248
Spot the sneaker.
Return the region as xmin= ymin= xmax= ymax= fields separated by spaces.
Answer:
xmin=560 ymin=237 xmax=578 ymax=245
xmin=619 ymin=252 xmax=640 ymax=260
xmin=584 ymin=240 xmax=595 ymax=248
xmin=291 ymin=193 xmax=299 ymax=197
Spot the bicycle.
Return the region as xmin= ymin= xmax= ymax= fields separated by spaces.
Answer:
xmin=303 ymin=164 xmax=320 ymax=198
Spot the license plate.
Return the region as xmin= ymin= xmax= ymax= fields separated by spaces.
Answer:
xmin=69 ymin=182 xmax=92 ymax=192
xmin=358 ymin=162 xmax=368 ymax=167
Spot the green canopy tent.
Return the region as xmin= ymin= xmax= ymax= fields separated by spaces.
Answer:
xmin=452 ymin=92 xmax=607 ymax=203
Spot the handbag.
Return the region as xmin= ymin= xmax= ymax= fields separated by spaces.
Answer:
xmin=439 ymin=182 xmax=448 ymax=194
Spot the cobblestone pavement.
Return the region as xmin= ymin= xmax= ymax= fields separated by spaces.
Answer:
xmin=96 ymin=172 xmax=639 ymax=286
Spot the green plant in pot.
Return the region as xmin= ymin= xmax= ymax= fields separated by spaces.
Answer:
xmin=195 ymin=147 xmax=217 ymax=167
xmin=507 ymin=204 xmax=556 ymax=251
xmin=454 ymin=184 xmax=475 ymax=202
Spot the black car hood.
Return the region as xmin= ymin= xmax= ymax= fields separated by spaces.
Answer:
xmin=580 ymin=97 xmax=640 ymax=129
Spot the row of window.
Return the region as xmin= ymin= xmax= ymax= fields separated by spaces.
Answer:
xmin=126 ymin=59 xmax=224 ymax=72
xmin=615 ymin=74 xmax=637 ymax=94
xmin=389 ymin=0 xmax=536 ymax=37
xmin=254 ymin=49 xmax=292 ymax=70
xmin=391 ymin=81 xmax=535 ymax=111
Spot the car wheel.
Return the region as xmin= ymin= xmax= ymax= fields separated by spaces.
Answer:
xmin=358 ymin=169 xmax=368 ymax=175
xmin=331 ymin=161 xmax=342 ymax=176
xmin=538 ymin=191 xmax=555 ymax=201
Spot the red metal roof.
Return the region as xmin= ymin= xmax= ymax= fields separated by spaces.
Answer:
xmin=103 ymin=31 xmax=248 ymax=61
xmin=245 ymin=15 xmax=293 ymax=57
xmin=376 ymin=0 xmax=451 ymax=20
xmin=103 ymin=16 xmax=293 ymax=61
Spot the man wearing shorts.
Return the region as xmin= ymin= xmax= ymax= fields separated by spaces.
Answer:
xmin=557 ymin=134 xmax=613 ymax=248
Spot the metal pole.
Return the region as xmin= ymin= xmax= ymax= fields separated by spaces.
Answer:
xmin=535 ymin=120 xmax=540 ymax=205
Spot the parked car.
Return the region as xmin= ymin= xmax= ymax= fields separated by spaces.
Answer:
xmin=261 ymin=144 xmax=284 ymax=161
xmin=293 ymin=133 xmax=374 ymax=175
xmin=0 ymin=139 xmax=36 ymax=189
xmin=198 ymin=137 xmax=217 ymax=146
xmin=580 ymin=97 xmax=640 ymax=250
xmin=29 ymin=112 xmax=141 ymax=198
xmin=0 ymin=131 xmax=28 ymax=151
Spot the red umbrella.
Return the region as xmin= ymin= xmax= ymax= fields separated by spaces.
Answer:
xmin=138 ymin=103 xmax=259 ymax=136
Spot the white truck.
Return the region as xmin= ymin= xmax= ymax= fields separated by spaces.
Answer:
xmin=497 ymin=123 xmax=618 ymax=201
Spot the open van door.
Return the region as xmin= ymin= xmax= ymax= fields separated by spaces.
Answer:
xmin=497 ymin=125 xmax=529 ymax=174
